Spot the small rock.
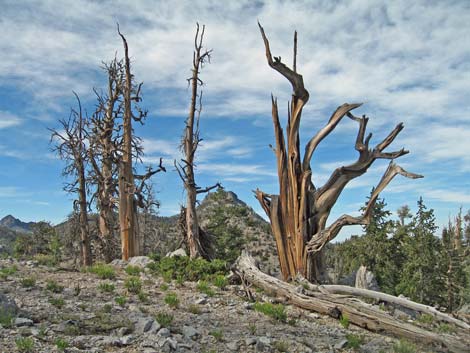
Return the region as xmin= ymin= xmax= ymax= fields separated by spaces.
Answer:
xmin=334 ymin=339 xmax=348 ymax=349
xmin=158 ymin=327 xmax=171 ymax=337
xmin=195 ymin=297 xmax=207 ymax=305
xmin=227 ymin=341 xmax=239 ymax=351
xmin=15 ymin=318 xmax=33 ymax=327
xmin=117 ymin=326 xmax=132 ymax=336
xmin=135 ymin=317 xmax=155 ymax=334
xmin=119 ymin=335 xmax=134 ymax=346
xmin=166 ymin=248 xmax=187 ymax=258
xmin=110 ymin=259 xmax=128 ymax=267
xmin=245 ymin=337 xmax=257 ymax=346
xmin=182 ymin=325 xmax=199 ymax=340
xmin=166 ymin=337 xmax=178 ymax=350
xmin=258 ymin=337 xmax=271 ymax=345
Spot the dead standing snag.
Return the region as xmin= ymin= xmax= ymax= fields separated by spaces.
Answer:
xmin=255 ymin=23 xmax=423 ymax=282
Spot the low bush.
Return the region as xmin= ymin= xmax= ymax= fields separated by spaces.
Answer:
xmin=253 ymin=302 xmax=287 ymax=323
xmin=125 ymin=276 xmax=142 ymax=294
xmin=164 ymin=292 xmax=179 ymax=308
xmin=88 ymin=263 xmax=115 ymax=279
xmin=155 ymin=312 xmax=173 ymax=327
xmin=125 ymin=265 xmax=141 ymax=276
xmin=147 ymin=256 xmax=228 ymax=282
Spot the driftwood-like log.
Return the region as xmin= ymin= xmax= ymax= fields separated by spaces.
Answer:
xmin=317 ymin=285 xmax=470 ymax=331
xmin=233 ymin=251 xmax=469 ymax=352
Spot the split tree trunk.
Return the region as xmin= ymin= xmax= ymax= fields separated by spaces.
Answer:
xmin=234 ymin=252 xmax=469 ymax=352
xmin=118 ymin=30 xmax=137 ymax=260
xmin=255 ymin=23 xmax=422 ymax=282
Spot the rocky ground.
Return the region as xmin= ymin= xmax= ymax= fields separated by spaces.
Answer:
xmin=0 ymin=257 xmax=438 ymax=353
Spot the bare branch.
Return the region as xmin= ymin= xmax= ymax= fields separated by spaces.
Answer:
xmin=307 ymin=162 xmax=423 ymax=254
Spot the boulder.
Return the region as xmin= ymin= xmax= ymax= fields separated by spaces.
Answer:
xmin=128 ymin=256 xmax=154 ymax=268
xmin=166 ymin=248 xmax=187 ymax=258
xmin=0 ymin=293 xmax=18 ymax=316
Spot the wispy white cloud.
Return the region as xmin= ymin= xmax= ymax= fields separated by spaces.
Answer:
xmin=0 ymin=111 xmax=22 ymax=129
xmin=198 ymin=162 xmax=276 ymax=178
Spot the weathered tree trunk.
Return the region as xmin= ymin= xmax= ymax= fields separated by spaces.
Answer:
xmin=77 ymin=160 xmax=92 ymax=266
xmin=89 ymin=59 xmax=122 ymax=263
xmin=176 ymin=24 xmax=219 ymax=259
xmin=255 ymin=23 xmax=422 ymax=282
xmin=118 ymin=29 xmax=136 ymax=260
xmin=234 ymin=252 xmax=469 ymax=352
xmin=50 ymin=93 xmax=92 ymax=266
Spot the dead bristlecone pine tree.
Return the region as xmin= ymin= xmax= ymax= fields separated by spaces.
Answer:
xmin=255 ymin=23 xmax=423 ymax=283
xmin=175 ymin=23 xmax=221 ymax=259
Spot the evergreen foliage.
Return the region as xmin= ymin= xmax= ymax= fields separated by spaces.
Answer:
xmin=327 ymin=195 xmax=470 ymax=310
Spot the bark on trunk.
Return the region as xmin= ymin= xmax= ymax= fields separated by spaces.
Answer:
xmin=78 ymin=161 xmax=92 ymax=266
xmin=176 ymin=24 xmax=217 ymax=260
xmin=233 ymin=251 xmax=469 ymax=352
xmin=118 ymin=29 xmax=136 ymax=260
xmin=255 ymin=24 xmax=422 ymax=282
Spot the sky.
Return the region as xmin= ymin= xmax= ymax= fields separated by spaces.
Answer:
xmin=1 ymin=0 xmax=469 ymax=242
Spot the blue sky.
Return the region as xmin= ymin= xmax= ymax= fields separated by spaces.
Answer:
xmin=1 ymin=0 xmax=469 ymax=241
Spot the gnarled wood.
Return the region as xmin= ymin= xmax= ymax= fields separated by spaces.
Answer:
xmin=234 ymin=252 xmax=469 ymax=352
xmin=255 ymin=24 xmax=422 ymax=282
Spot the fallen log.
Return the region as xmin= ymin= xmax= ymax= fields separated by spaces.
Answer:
xmin=318 ymin=284 xmax=470 ymax=330
xmin=233 ymin=251 xmax=469 ymax=352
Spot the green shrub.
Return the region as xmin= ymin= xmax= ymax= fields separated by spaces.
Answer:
xmin=15 ymin=337 xmax=34 ymax=352
xmin=437 ymin=323 xmax=454 ymax=333
xmin=55 ymin=338 xmax=69 ymax=351
xmin=88 ymin=263 xmax=115 ymax=279
xmin=98 ymin=282 xmax=115 ymax=293
xmin=160 ymin=283 xmax=169 ymax=291
xmin=138 ymin=291 xmax=148 ymax=303
xmin=148 ymin=256 xmax=228 ymax=282
xmin=34 ymin=254 xmax=57 ymax=266
xmin=346 ymin=334 xmax=363 ymax=350
xmin=125 ymin=276 xmax=142 ymax=294
xmin=212 ymin=274 xmax=228 ymax=289
xmin=21 ymin=277 xmax=36 ymax=287
xmin=197 ymin=280 xmax=215 ymax=297
xmin=273 ymin=340 xmax=289 ymax=352
xmin=125 ymin=265 xmax=141 ymax=276
xmin=416 ymin=313 xmax=434 ymax=325
xmin=209 ymin=329 xmax=223 ymax=341
xmin=0 ymin=310 xmax=15 ymax=328
xmin=393 ymin=339 xmax=417 ymax=353
xmin=164 ymin=292 xmax=179 ymax=308
xmin=49 ymin=297 xmax=65 ymax=308
xmin=46 ymin=280 xmax=64 ymax=293
xmin=253 ymin=302 xmax=287 ymax=323
xmin=0 ymin=265 xmax=18 ymax=279
xmin=115 ymin=296 xmax=127 ymax=307
xmin=187 ymin=304 xmax=201 ymax=314
xmin=339 ymin=314 xmax=350 ymax=329
xmin=102 ymin=304 xmax=112 ymax=313
xmin=155 ymin=312 xmax=173 ymax=327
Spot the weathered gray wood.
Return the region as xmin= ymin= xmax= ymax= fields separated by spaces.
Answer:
xmin=318 ymin=284 xmax=470 ymax=330
xmin=233 ymin=251 xmax=469 ymax=352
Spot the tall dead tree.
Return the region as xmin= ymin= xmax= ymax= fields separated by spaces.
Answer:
xmin=50 ymin=93 xmax=92 ymax=266
xmin=88 ymin=58 xmax=124 ymax=262
xmin=117 ymin=27 xmax=165 ymax=260
xmin=175 ymin=24 xmax=220 ymax=259
xmin=255 ymin=24 xmax=422 ymax=282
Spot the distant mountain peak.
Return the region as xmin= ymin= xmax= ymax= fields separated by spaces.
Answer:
xmin=0 ymin=215 xmax=34 ymax=233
